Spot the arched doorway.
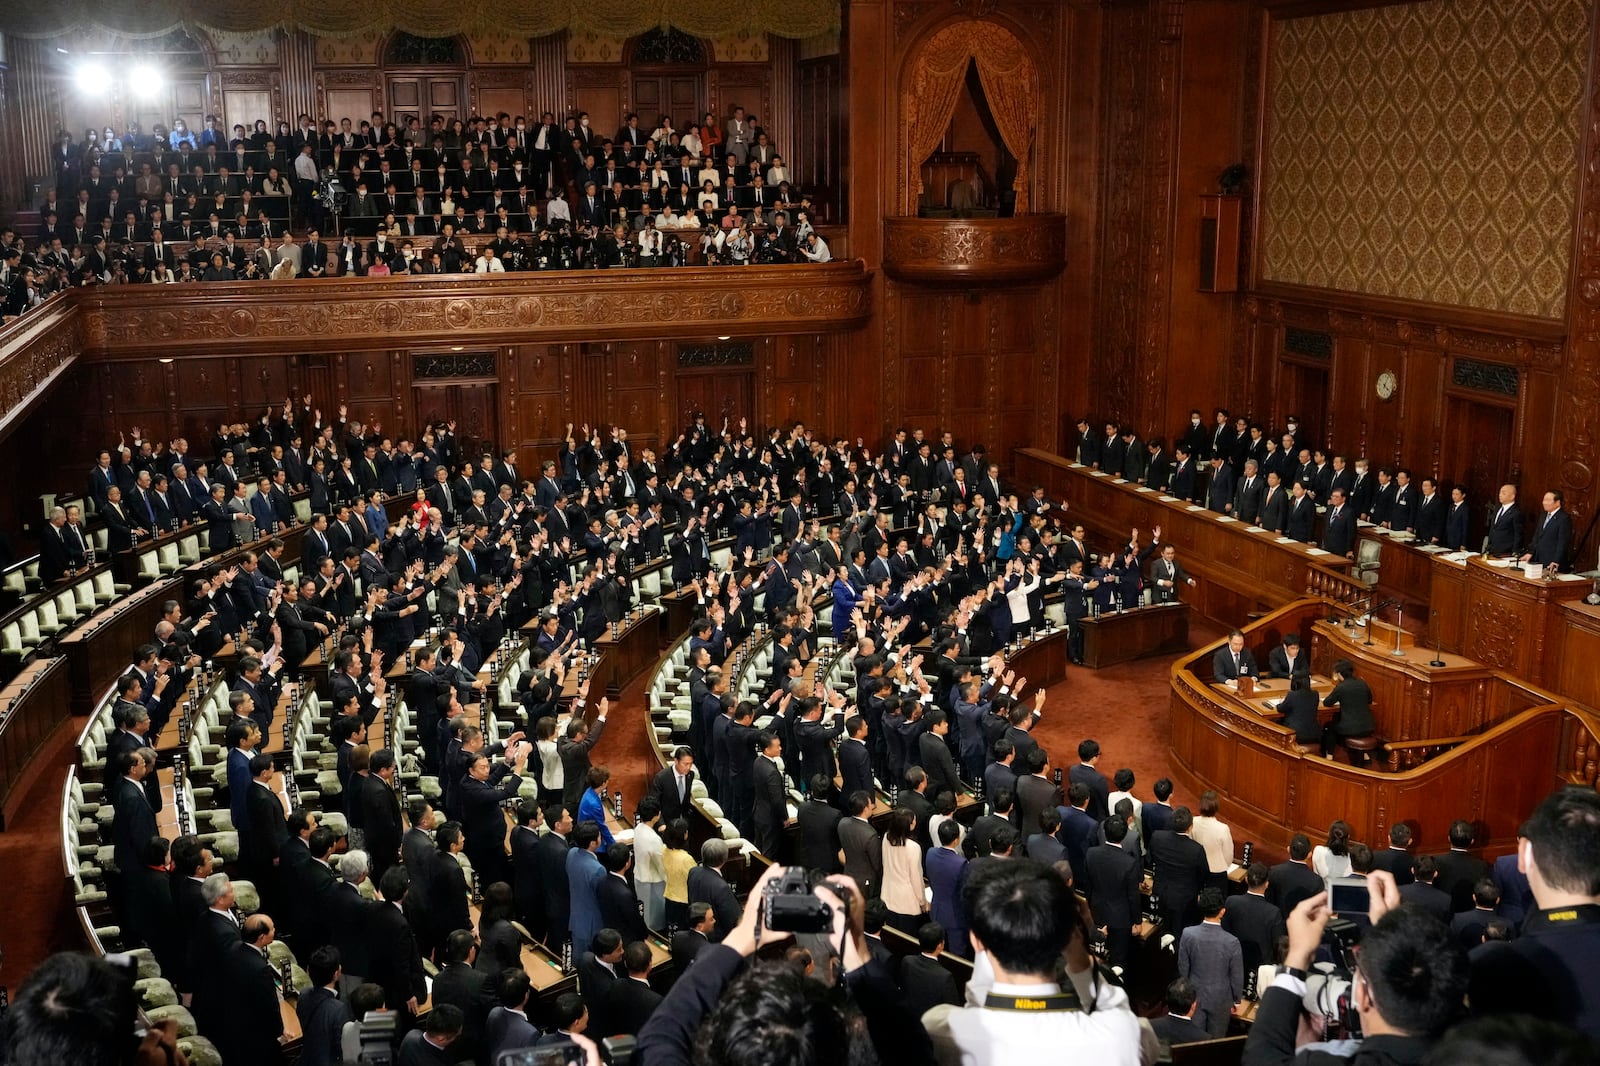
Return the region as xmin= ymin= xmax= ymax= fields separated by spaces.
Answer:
xmin=626 ymin=29 xmax=707 ymax=133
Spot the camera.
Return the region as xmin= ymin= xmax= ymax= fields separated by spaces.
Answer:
xmin=1326 ymin=876 xmax=1370 ymax=919
xmin=497 ymin=1035 xmax=635 ymax=1066
xmin=763 ymin=866 xmax=834 ymax=933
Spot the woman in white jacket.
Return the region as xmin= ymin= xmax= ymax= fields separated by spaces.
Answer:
xmin=1003 ymin=558 xmax=1041 ymax=638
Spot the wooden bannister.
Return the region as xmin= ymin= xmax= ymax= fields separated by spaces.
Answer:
xmin=1306 ymin=562 xmax=1367 ymax=609
xmin=1561 ymin=707 xmax=1600 ymax=788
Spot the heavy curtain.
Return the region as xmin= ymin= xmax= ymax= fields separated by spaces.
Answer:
xmin=904 ymin=20 xmax=1040 ymax=212
xmin=0 ymin=0 xmax=838 ymax=39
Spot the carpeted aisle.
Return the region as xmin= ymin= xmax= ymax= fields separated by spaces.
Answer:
xmin=1031 ymin=618 xmax=1224 ymax=804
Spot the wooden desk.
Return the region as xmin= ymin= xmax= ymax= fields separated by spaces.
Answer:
xmin=1167 ymin=599 xmax=1573 ymax=856
xmin=56 ymin=576 xmax=184 ymax=715
xmin=591 ymin=606 xmax=663 ymax=697
xmin=1445 ymin=556 xmax=1590 ymax=687
xmin=1556 ymin=599 xmax=1600 ymax=713
xmin=1003 ymin=625 xmax=1071 ymax=691
xmin=0 ymin=656 xmax=71 ymax=830
xmin=1014 ymin=449 xmax=1351 ymax=626
xmin=1358 ymin=527 xmax=1436 ymax=618
xmin=1079 ymin=603 xmax=1191 ymax=668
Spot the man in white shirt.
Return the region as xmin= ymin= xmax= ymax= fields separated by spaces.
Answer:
xmin=632 ymin=796 xmax=667 ymax=930
xmin=923 ymin=861 xmax=1142 ymax=1066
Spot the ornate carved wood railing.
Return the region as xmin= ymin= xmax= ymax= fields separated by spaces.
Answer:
xmin=1169 ymin=598 xmax=1576 ymax=854
xmin=1306 ymin=562 xmax=1367 ymax=611
xmin=1560 ymin=707 xmax=1600 ymax=788
xmin=882 ymin=215 xmax=1066 ymax=284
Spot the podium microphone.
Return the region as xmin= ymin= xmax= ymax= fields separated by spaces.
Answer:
xmin=1428 ymin=608 xmax=1446 ymax=668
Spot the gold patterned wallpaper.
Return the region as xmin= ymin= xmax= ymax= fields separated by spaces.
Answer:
xmin=1260 ymin=0 xmax=1589 ymax=320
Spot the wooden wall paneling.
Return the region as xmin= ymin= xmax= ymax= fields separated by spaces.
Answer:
xmin=512 ymin=344 xmax=570 ymax=463
xmin=320 ymin=73 xmax=382 ymax=126
xmin=280 ymin=32 xmax=318 ymax=131
xmin=796 ymin=57 xmax=841 ymax=219
xmin=236 ymin=353 xmax=293 ymax=414
xmin=708 ymin=67 xmax=770 ymax=137
xmin=223 ymin=90 xmax=274 ymax=141
xmin=569 ymin=68 xmax=625 ymax=130
xmin=770 ymin=36 xmax=798 ymax=180
xmin=344 ymin=350 xmax=395 ymax=406
xmin=531 ymin=34 xmax=567 ymax=115
xmin=610 ymin=341 xmax=663 ymax=453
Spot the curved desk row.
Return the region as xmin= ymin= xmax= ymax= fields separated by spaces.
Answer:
xmin=1167 ymin=597 xmax=1581 ymax=857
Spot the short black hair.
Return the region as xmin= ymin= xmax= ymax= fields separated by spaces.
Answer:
xmin=1357 ymin=906 xmax=1468 ymax=1036
xmin=1165 ymin=976 xmax=1198 ymax=1015
xmin=1153 ymin=777 xmax=1174 ymax=801
xmin=961 ymin=860 xmax=1079 ymax=977
xmin=1520 ymin=787 xmax=1600 ymax=896
xmin=308 ymin=945 xmax=342 ymax=986
xmin=917 ymin=921 xmax=945 ymax=953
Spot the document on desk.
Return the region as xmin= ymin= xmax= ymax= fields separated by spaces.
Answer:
xmin=1443 ymin=551 xmax=1473 ymax=563
xmin=1091 ymin=470 xmax=1110 ymax=477
xmin=1357 ymin=520 xmax=1376 ymax=528
xmin=1246 ymin=526 xmax=1268 ymax=534
xmin=1113 ymin=478 xmax=1129 ymax=484
xmin=1159 ymin=495 xmax=1180 ymax=502
xmin=1418 ymin=545 xmax=1448 ymax=554
xmin=1306 ymin=547 xmax=1331 ymax=556
xmin=1275 ymin=537 xmax=1294 ymax=544
xmin=1217 ymin=516 xmax=1240 ymax=523
xmin=1136 ymin=486 xmax=1155 ymax=493
xmin=1069 ymin=463 xmax=1086 ymax=468
xmin=1557 ymin=572 xmax=1589 ymax=582
xmin=1187 ymin=505 xmax=1206 ymax=512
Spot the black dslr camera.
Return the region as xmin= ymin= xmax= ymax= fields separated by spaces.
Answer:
xmin=762 ymin=866 xmax=834 ymax=933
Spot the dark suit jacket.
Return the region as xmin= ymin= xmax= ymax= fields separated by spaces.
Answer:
xmin=651 ymin=765 xmax=696 ymax=824
xmin=1220 ymin=890 xmax=1287 ymax=975
xmin=1151 ymin=1012 xmax=1211 ymax=1046
xmin=751 ymin=756 xmax=787 ymax=856
xmin=796 ymin=798 xmax=843 ymax=873
xmin=670 ymin=928 xmax=710 ymax=974
xmin=900 ymin=954 xmax=962 ymax=1018
xmin=606 ymin=976 xmax=664 ymax=1036
xmin=294 ymin=986 xmax=353 ymax=1066
xmin=361 ymin=773 xmax=404 ymax=877
xmin=1285 ymin=495 xmax=1316 ymax=542
xmin=1150 ymin=830 xmax=1209 ymax=928
xmin=1527 ymin=508 xmax=1573 ymax=569
xmin=486 ymin=1006 xmax=539 ymax=1061
xmin=1266 ymin=859 xmax=1322 ymax=917
xmin=1206 ymin=464 xmax=1236 ymax=512
xmin=918 ymin=731 xmax=964 ymax=802
xmin=1432 ymin=850 xmax=1491 ymax=914
xmin=1276 ymin=688 xmax=1321 ymax=743
xmin=536 ymin=830 xmax=573 ymax=938
xmin=598 ymin=872 xmax=649 ymax=941
xmin=1068 ymin=764 xmax=1111 ymax=822
xmin=839 ymin=815 xmax=883 ymax=896
xmin=1233 ymin=475 xmax=1266 ymax=524
xmin=1212 ymin=646 xmax=1260 ymax=682
xmin=1487 ymin=503 xmax=1522 ymax=554
xmin=1322 ymin=505 xmax=1356 ymax=556
xmin=1444 ymin=501 xmax=1470 ymax=551
xmin=111 ymin=777 xmax=158 ymax=873
xmin=1398 ymin=880 xmax=1453 ymax=922
xmin=367 ymin=900 xmax=428 ymax=1009
xmin=1370 ymin=847 xmax=1416 ymax=886
xmin=685 ymin=866 xmax=741 ymax=941
xmin=1014 ymin=775 xmax=1063 ymax=847
xmin=1267 ymin=646 xmax=1310 ymax=681
xmin=1085 ymin=841 xmax=1142 ymax=931
xmin=213 ymin=942 xmax=285 ymax=1066
xmin=431 ymin=961 xmax=496 ymax=1061
xmin=1059 ymin=805 xmax=1099 ymax=880
xmin=1323 ymin=677 xmax=1375 ymax=737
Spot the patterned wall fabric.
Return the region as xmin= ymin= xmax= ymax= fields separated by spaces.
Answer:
xmin=1260 ymin=0 xmax=1589 ymax=320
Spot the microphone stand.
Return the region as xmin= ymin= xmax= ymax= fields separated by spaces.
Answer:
xmin=1363 ymin=598 xmax=1378 ymax=647
xmin=1428 ymin=608 xmax=1446 ymax=667
xmin=1391 ymin=605 xmax=1407 ymax=657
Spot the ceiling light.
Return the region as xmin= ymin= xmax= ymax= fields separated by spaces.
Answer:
xmin=130 ymin=64 xmax=164 ymax=98
xmin=451 ymin=346 xmax=464 ymax=351
xmin=717 ymin=335 xmax=731 ymax=341
xmin=75 ymin=62 xmax=108 ymax=95
xmin=158 ymin=357 xmax=174 ymax=364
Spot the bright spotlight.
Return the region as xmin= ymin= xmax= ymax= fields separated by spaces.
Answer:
xmin=74 ymin=62 xmax=109 ymax=95
xmin=130 ymin=64 xmax=164 ymax=98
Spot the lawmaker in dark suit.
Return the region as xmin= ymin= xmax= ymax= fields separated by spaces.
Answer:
xmin=1266 ymin=837 xmax=1323 ymax=917
xmin=1284 ymin=485 xmax=1316 ymax=542
xmin=362 ymin=755 xmax=406 ymax=882
xmin=111 ymin=753 xmax=159 ymax=874
xmin=1232 ymin=463 xmax=1265 ymax=524
xmin=685 ymin=847 xmax=742 ymax=941
xmin=1220 ymin=868 xmax=1286 ymax=978
xmin=598 ymin=852 xmax=650 ymax=943
xmin=296 ymin=948 xmax=355 ymax=1066
xmin=1170 ymin=449 xmax=1199 ymax=502
xmin=900 ymin=932 xmax=963 ymax=1019
xmin=750 ymin=739 xmax=788 ymax=858
xmin=214 ymin=918 xmax=286 ymax=1066
xmin=367 ymin=867 xmax=429 ymax=1014
xmin=1211 ymin=631 xmax=1260 ymax=683
xmin=650 ymin=755 xmax=697 ymax=825
xmin=431 ymin=931 xmax=498 ymax=1062
xmin=1444 ymin=489 xmax=1471 ymax=551
xmin=605 ymin=947 xmax=664 ymax=1036
xmin=1486 ymin=487 xmax=1522 ymax=555
xmin=1321 ymin=660 xmax=1376 ymax=758
xmin=1275 ymin=678 xmax=1322 ymax=745
xmin=1267 ymin=637 xmax=1310 ymax=682
xmin=1521 ymin=490 xmax=1574 ymax=570
xmin=1205 ymin=459 xmax=1236 ymax=514
xmin=1321 ymin=488 xmax=1356 ymax=557
xmin=1149 ymin=809 xmax=1210 ymax=934
xmin=796 ymin=784 xmax=844 ymax=874
xmin=1085 ymin=819 xmax=1143 ymax=970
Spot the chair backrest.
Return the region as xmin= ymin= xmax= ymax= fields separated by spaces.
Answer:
xmin=138 ymin=551 xmax=161 ymax=580
xmin=158 ymin=542 xmax=180 ymax=571
xmin=55 ymin=591 xmax=79 ymax=622
xmin=35 ymin=599 xmax=59 ymax=629
xmin=73 ymin=578 xmax=98 ymax=612
xmin=93 ymin=571 xmax=115 ymax=598
xmin=2 ymin=621 xmax=23 ymax=653
xmin=19 ymin=612 xmax=41 ymax=642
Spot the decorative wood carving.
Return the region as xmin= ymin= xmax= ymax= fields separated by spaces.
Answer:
xmin=73 ymin=266 xmax=871 ymax=356
xmin=0 ymin=302 xmax=82 ymax=439
xmin=882 ymin=215 xmax=1066 ymax=284
xmin=1557 ymin=4 xmax=1600 ymax=526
